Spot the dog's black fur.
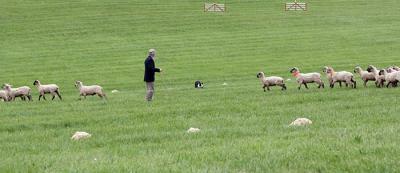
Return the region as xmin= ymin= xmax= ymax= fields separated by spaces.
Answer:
xmin=195 ymin=81 xmax=204 ymax=88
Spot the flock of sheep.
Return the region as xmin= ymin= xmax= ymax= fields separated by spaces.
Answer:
xmin=257 ymin=65 xmax=400 ymax=91
xmin=0 ymin=80 xmax=106 ymax=102
xmin=1 ymin=65 xmax=399 ymax=102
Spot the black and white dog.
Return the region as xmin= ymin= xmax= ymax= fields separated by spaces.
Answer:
xmin=195 ymin=80 xmax=204 ymax=88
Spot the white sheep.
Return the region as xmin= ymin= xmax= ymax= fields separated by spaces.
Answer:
xmin=354 ymin=66 xmax=376 ymax=87
xmin=75 ymin=81 xmax=106 ymax=100
xmin=3 ymin=84 xmax=32 ymax=101
xmin=323 ymin=66 xmax=344 ymax=87
xmin=325 ymin=67 xmax=356 ymax=88
xmin=366 ymin=65 xmax=384 ymax=87
xmin=33 ymin=80 xmax=62 ymax=101
xmin=378 ymin=69 xmax=400 ymax=88
xmin=256 ymin=72 xmax=287 ymax=91
xmin=290 ymin=67 xmax=324 ymax=90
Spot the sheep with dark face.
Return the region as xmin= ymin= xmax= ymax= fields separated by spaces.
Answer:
xmin=75 ymin=81 xmax=106 ymax=100
xmin=290 ymin=67 xmax=324 ymax=90
xmin=378 ymin=69 xmax=400 ymax=88
xmin=325 ymin=67 xmax=356 ymax=88
xmin=354 ymin=66 xmax=376 ymax=87
xmin=256 ymin=72 xmax=286 ymax=91
xmin=366 ymin=65 xmax=383 ymax=87
xmin=2 ymin=83 xmax=32 ymax=101
xmin=33 ymin=80 xmax=62 ymax=101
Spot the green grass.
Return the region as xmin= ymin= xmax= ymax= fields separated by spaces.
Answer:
xmin=1 ymin=0 xmax=400 ymax=172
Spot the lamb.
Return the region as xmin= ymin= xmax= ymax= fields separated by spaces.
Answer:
xmin=378 ymin=69 xmax=400 ymax=88
xmin=2 ymin=83 xmax=32 ymax=101
xmin=33 ymin=80 xmax=62 ymax=101
xmin=325 ymin=67 xmax=356 ymax=88
xmin=290 ymin=67 xmax=324 ymax=90
xmin=353 ymin=66 xmax=376 ymax=87
xmin=323 ymin=66 xmax=343 ymax=87
xmin=366 ymin=65 xmax=383 ymax=87
xmin=256 ymin=72 xmax=287 ymax=91
xmin=75 ymin=81 xmax=106 ymax=99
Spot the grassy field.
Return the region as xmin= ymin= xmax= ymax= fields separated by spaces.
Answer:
xmin=1 ymin=0 xmax=400 ymax=172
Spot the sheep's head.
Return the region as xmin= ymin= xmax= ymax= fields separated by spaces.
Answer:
xmin=354 ymin=66 xmax=361 ymax=73
xmin=366 ymin=65 xmax=376 ymax=72
xmin=378 ymin=69 xmax=386 ymax=75
xmin=256 ymin=72 xmax=264 ymax=78
xmin=290 ymin=67 xmax=299 ymax=73
xmin=3 ymin=84 xmax=12 ymax=91
xmin=326 ymin=68 xmax=334 ymax=74
xmin=33 ymin=80 xmax=40 ymax=86
xmin=75 ymin=81 xmax=83 ymax=88
xmin=322 ymin=66 xmax=330 ymax=73
xmin=387 ymin=68 xmax=395 ymax=73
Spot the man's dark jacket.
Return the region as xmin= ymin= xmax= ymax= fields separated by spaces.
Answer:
xmin=144 ymin=56 xmax=160 ymax=82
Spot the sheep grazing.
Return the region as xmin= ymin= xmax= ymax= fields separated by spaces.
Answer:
xmin=33 ymin=80 xmax=62 ymax=101
xmin=325 ymin=67 xmax=356 ymax=88
xmin=378 ymin=69 xmax=400 ymax=88
xmin=392 ymin=66 xmax=400 ymax=71
xmin=2 ymin=83 xmax=32 ymax=101
xmin=256 ymin=72 xmax=287 ymax=91
xmin=290 ymin=67 xmax=324 ymax=90
xmin=354 ymin=66 xmax=376 ymax=87
xmin=75 ymin=81 xmax=106 ymax=100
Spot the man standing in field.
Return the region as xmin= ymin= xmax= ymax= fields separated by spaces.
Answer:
xmin=144 ymin=49 xmax=162 ymax=101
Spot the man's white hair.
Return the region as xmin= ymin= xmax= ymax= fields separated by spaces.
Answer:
xmin=148 ymin=48 xmax=156 ymax=53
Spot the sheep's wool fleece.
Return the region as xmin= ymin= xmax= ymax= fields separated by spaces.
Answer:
xmin=71 ymin=131 xmax=91 ymax=140
xmin=187 ymin=127 xmax=201 ymax=133
xmin=290 ymin=118 xmax=312 ymax=126
xmin=111 ymin=90 xmax=119 ymax=93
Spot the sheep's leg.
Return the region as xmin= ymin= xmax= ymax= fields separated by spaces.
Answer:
xmin=352 ymin=79 xmax=357 ymax=88
xmin=51 ymin=93 xmax=56 ymax=100
xmin=298 ymin=83 xmax=301 ymax=90
xmin=266 ymin=86 xmax=270 ymax=91
xmin=339 ymin=82 xmax=342 ymax=87
xmin=39 ymin=95 xmax=42 ymax=101
xmin=42 ymin=95 xmax=47 ymax=100
xmin=304 ymin=83 xmax=309 ymax=89
xmin=386 ymin=82 xmax=391 ymax=88
xmin=281 ymin=84 xmax=287 ymax=90
xmin=55 ymin=90 xmax=62 ymax=100
xmin=27 ymin=95 xmax=32 ymax=101
xmin=363 ymin=80 xmax=367 ymax=87
xmin=262 ymin=85 xmax=266 ymax=92
xmin=330 ymin=82 xmax=334 ymax=88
